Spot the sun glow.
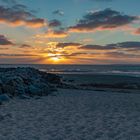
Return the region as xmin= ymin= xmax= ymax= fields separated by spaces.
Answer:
xmin=51 ymin=56 xmax=60 ymax=62
xmin=48 ymin=55 xmax=67 ymax=63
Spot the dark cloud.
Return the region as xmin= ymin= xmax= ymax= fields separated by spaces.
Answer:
xmin=25 ymin=18 xmax=45 ymax=28
xmin=106 ymin=51 xmax=140 ymax=58
xmin=0 ymin=54 xmax=38 ymax=57
xmin=66 ymin=52 xmax=88 ymax=57
xmin=49 ymin=19 xmax=62 ymax=27
xmin=56 ymin=42 xmax=81 ymax=48
xmin=12 ymin=4 xmax=28 ymax=10
xmin=45 ymin=30 xmax=68 ymax=38
xmin=52 ymin=10 xmax=64 ymax=16
xmin=108 ymin=42 xmax=140 ymax=49
xmin=20 ymin=44 xmax=32 ymax=48
xmin=69 ymin=8 xmax=139 ymax=32
xmin=0 ymin=35 xmax=13 ymax=45
xmin=0 ymin=0 xmax=17 ymax=5
xmin=0 ymin=57 xmax=45 ymax=64
xmin=0 ymin=5 xmax=45 ymax=28
xmin=80 ymin=44 xmax=115 ymax=50
xmin=80 ymin=41 xmax=140 ymax=50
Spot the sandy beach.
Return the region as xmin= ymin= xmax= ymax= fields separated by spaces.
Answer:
xmin=0 ymin=67 xmax=140 ymax=140
xmin=0 ymin=88 xmax=140 ymax=140
xmin=60 ymin=74 xmax=140 ymax=91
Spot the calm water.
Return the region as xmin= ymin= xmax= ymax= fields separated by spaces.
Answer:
xmin=0 ymin=64 xmax=140 ymax=77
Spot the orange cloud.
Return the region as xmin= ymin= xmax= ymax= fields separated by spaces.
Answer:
xmin=0 ymin=18 xmax=45 ymax=28
xmin=133 ymin=28 xmax=140 ymax=35
xmin=36 ymin=30 xmax=68 ymax=39
xmin=46 ymin=30 xmax=68 ymax=38
xmin=25 ymin=19 xmax=46 ymax=28
xmin=0 ymin=5 xmax=46 ymax=28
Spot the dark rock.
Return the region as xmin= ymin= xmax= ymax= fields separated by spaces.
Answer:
xmin=68 ymin=79 xmax=74 ymax=82
xmin=0 ymin=67 xmax=59 ymax=98
xmin=19 ymin=94 xmax=30 ymax=100
xmin=0 ymin=94 xmax=10 ymax=103
xmin=39 ymin=72 xmax=62 ymax=84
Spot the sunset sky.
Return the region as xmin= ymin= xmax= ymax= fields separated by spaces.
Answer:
xmin=0 ymin=0 xmax=140 ymax=64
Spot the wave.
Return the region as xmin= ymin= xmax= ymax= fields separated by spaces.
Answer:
xmin=39 ymin=69 xmax=140 ymax=77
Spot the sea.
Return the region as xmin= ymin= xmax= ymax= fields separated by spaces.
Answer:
xmin=0 ymin=64 xmax=140 ymax=77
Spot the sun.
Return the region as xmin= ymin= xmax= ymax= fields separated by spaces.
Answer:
xmin=49 ymin=56 xmax=67 ymax=63
xmin=51 ymin=56 xmax=60 ymax=62
xmin=44 ymin=53 xmax=66 ymax=63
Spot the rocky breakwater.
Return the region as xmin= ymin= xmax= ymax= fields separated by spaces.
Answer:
xmin=0 ymin=67 xmax=61 ymax=104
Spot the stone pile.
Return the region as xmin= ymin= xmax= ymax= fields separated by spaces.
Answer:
xmin=0 ymin=67 xmax=61 ymax=103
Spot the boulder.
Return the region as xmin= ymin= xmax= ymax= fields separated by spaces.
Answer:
xmin=19 ymin=94 xmax=30 ymax=100
xmin=0 ymin=94 xmax=10 ymax=103
xmin=0 ymin=67 xmax=59 ymax=98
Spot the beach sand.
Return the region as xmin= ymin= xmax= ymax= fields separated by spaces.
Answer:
xmin=60 ymin=74 xmax=140 ymax=91
xmin=0 ymin=88 xmax=140 ymax=140
xmin=60 ymin=73 xmax=140 ymax=84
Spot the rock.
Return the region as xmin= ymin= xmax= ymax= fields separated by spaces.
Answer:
xmin=0 ymin=94 xmax=10 ymax=103
xmin=0 ymin=67 xmax=59 ymax=98
xmin=68 ymin=79 xmax=74 ymax=83
xmin=2 ymin=85 xmax=15 ymax=96
xmin=29 ymin=83 xmax=50 ymax=96
xmin=0 ymin=86 xmax=2 ymax=95
xmin=0 ymin=79 xmax=3 ymax=94
xmin=19 ymin=94 xmax=30 ymax=100
xmin=40 ymin=72 xmax=62 ymax=84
